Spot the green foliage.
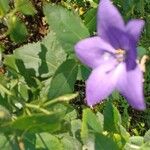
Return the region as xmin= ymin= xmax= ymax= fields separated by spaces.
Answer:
xmin=81 ymin=108 xmax=103 ymax=140
xmin=4 ymin=113 xmax=63 ymax=133
xmin=0 ymin=0 xmax=36 ymax=44
xmin=0 ymin=0 xmax=9 ymax=17
xmin=7 ymin=16 xmax=28 ymax=43
xmin=44 ymin=4 xmax=89 ymax=54
xmin=15 ymin=0 xmax=37 ymax=16
xmin=104 ymin=102 xmax=121 ymax=133
xmin=84 ymin=8 xmax=97 ymax=34
xmin=36 ymin=133 xmax=64 ymax=150
xmin=0 ymin=134 xmax=18 ymax=150
xmin=5 ymin=31 xmax=66 ymax=78
xmin=124 ymin=131 xmax=150 ymax=150
xmin=0 ymin=0 xmax=149 ymax=149
xmin=137 ymin=46 xmax=147 ymax=58
xmin=48 ymin=59 xmax=78 ymax=99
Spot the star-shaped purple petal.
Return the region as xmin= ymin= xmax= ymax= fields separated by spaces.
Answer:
xmin=74 ymin=0 xmax=145 ymax=110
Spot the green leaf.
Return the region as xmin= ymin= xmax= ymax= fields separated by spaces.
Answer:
xmin=95 ymin=133 xmax=119 ymax=150
xmin=15 ymin=0 xmax=36 ymax=15
xmin=1 ymin=113 xmax=63 ymax=133
xmin=0 ymin=0 xmax=9 ymax=17
xmin=64 ymin=109 xmax=77 ymax=122
xmin=0 ymin=134 xmax=16 ymax=150
xmin=82 ymin=134 xmax=95 ymax=150
xmin=0 ymin=75 xmax=13 ymax=97
xmin=0 ymin=44 xmax=5 ymax=52
xmin=119 ymin=125 xmax=130 ymax=142
xmin=36 ymin=133 xmax=63 ymax=150
xmin=111 ymin=91 xmax=120 ymax=100
xmin=4 ymin=55 xmax=19 ymax=73
xmin=41 ymin=32 xmax=67 ymax=77
xmin=145 ymin=15 xmax=150 ymax=38
xmin=77 ymin=65 xmax=91 ymax=80
xmin=40 ymin=77 xmax=52 ymax=97
xmin=18 ymin=83 xmax=29 ymax=101
xmin=84 ymin=8 xmax=97 ymax=34
xmin=144 ymin=129 xmax=150 ymax=143
xmin=103 ymin=102 xmax=121 ymax=133
xmin=82 ymin=133 xmax=119 ymax=150
xmin=44 ymin=4 xmax=89 ymax=53
xmin=23 ymin=133 xmax=36 ymax=150
xmin=93 ymin=0 xmax=99 ymax=3
xmin=61 ymin=135 xmax=82 ymax=150
xmin=140 ymin=142 xmax=150 ymax=150
xmin=8 ymin=16 xmax=28 ymax=43
xmin=81 ymin=108 xmax=103 ymax=143
xmin=0 ymin=83 xmax=12 ymax=96
xmin=137 ymin=0 xmax=145 ymax=17
xmin=137 ymin=46 xmax=147 ymax=58
xmin=48 ymin=59 xmax=78 ymax=99
xmin=71 ymin=119 xmax=81 ymax=139
xmin=124 ymin=136 xmax=144 ymax=150
xmin=0 ymin=105 xmax=11 ymax=122
xmin=4 ymin=32 xmax=66 ymax=78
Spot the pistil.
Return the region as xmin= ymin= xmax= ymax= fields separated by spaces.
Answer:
xmin=115 ymin=49 xmax=126 ymax=62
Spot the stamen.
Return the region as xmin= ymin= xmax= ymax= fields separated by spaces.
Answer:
xmin=115 ymin=49 xmax=126 ymax=62
xmin=115 ymin=49 xmax=125 ymax=55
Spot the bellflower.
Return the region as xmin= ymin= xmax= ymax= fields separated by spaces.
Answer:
xmin=74 ymin=0 xmax=146 ymax=110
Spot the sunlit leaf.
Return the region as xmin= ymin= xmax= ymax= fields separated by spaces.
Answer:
xmin=140 ymin=142 xmax=150 ymax=150
xmin=44 ymin=4 xmax=89 ymax=53
xmin=15 ymin=0 xmax=36 ymax=15
xmin=81 ymin=108 xmax=103 ymax=143
xmin=1 ymin=113 xmax=63 ymax=133
xmin=4 ymin=31 xmax=66 ymax=78
xmin=61 ymin=135 xmax=82 ymax=150
xmin=0 ymin=83 xmax=12 ymax=96
xmin=124 ymin=136 xmax=144 ymax=150
xmin=71 ymin=119 xmax=81 ymax=139
xmin=0 ymin=105 xmax=11 ymax=122
xmin=144 ymin=129 xmax=150 ymax=143
xmin=0 ymin=134 xmax=17 ymax=150
xmin=0 ymin=0 xmax=9 ymax=17
xmin=36 ymin=133 xmax=63 ymax=150
xmin=48 ymin=59 xmax=78 ymax=99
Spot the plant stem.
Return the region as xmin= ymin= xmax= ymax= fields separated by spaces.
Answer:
xmin=25 ymin=103 xmax=51 ymax=115
xmin=43 ymin=93 xmax=78 ymax=107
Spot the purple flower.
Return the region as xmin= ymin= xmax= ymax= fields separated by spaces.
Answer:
xmin=74 ymin=0 xmax=146 ymax=110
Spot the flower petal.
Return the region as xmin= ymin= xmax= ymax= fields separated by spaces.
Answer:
xmin=74 ymin=36 xmax=115 ymax=69
xmin=116 ymin=64 xmax=145 ymax=110
xmin=126 ymin=19 xmax=145 ymax=43
xmin=97 ymin=0 xmax=125 ymax=48
xmin=86 ymin=62 xmax=122 ymax=106
xmin=119 ymin=33 xmax=137 ymax=71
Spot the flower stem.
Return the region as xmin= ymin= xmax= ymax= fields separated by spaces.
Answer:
xmin=43 ymin=93 xmax=78 ymax=107
xmin=25 ymin=103 xmax=51 ymax=115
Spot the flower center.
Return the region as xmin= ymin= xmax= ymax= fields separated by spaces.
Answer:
xmin=115 ymin=49 xmax=126 ymax=62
